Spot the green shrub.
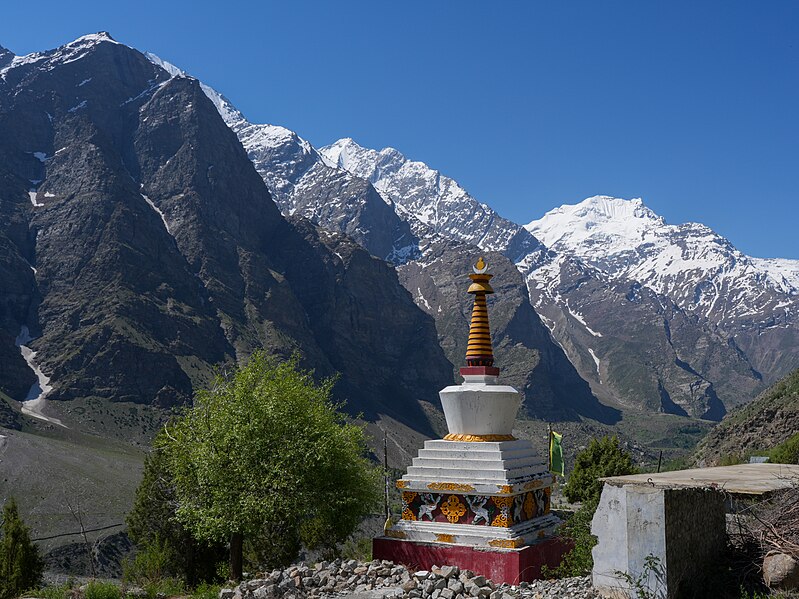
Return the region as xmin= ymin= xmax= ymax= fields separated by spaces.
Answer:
xmin=0 ymin=497 xmax=44 ymax=599
xmin=339 ymin=536 xmax=373 ymax=562
xmin=770 ymin=432 xmax=799 ymax=464
xmin=190 ymin=582 xmax=221 ymax=599
xmin=122 ymin=536 xmax=176 ymax=586
xmin=546 ymin=436 xmax=636 ymax=578
xmin=543 ymin=497 xmax=598 ymax=578
xmin=140 ymin=578 xmax=185 ymax=599
xmin=22 ymin=583 xmax=70 ymax=599
xmin=563 ymin=436 xmax=636 ymax=504
xmin=85 ymin=581 xmax=121 ymax=599
xmin=719 ymin=454 xmax=744 ymax=466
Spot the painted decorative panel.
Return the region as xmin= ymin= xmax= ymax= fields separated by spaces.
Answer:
xmin=400 ymin=488 xmax=550 ymax=527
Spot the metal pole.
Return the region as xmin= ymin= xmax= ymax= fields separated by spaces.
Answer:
xmin=384 ymin=432 xmax=390 ymax=521
xmin=657 ymin=450 xmax=663 ymax=473
xmin=547 ymin=422 xmax=552 ymax=472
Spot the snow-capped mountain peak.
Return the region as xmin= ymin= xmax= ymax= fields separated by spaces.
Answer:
xmin=320 ymin=137 xmax=406 ymax=184
xmin=525 ymin=195 xmax=666 ymax=251
xmin=527 ymin=195 xmax=797 ymax=325
xmin=320 ymin=137 xmax=547 ymax=263
xmin=1 ymin=32 xmax=120 ymax=79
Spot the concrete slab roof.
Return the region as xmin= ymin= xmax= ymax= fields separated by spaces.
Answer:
xmin=601 ymin=463 xmax=799 ymax=496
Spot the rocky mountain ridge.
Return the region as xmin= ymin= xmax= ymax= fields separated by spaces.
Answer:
xmin=0 ymin=33 xmax=451 ymax=436
xmin=318 ymin=144 xmax=797 ymax=419
xmin=3 ymin=32 xmax=797 ymax=432
xmin=162 ymin=58 xmax=607 ymax=422
xmin=176 ymin=46 xmax=797 ymax=420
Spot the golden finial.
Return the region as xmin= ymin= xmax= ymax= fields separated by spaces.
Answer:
xmin=465 ymin=257 xmax=495 ymax=368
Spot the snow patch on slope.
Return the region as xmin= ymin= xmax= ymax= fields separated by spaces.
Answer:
xmin=141 ymin=192 xmax=171 ymax=234
xmin=751 ymin=258 xmax=799 ymax=295
xmin=15 ymin=326 xmax=66 ymax=428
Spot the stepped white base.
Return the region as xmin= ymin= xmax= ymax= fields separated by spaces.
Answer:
xmin=398 ymin=439 xmax=553 ymax=495
xmin=388 ymin=514 xmax=561 ymax=548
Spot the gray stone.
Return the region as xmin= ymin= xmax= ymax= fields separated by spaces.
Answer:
xmin=764 ymin=552 xmax=799 ymax=590
xmin=440 ymin=589 xmax=455 ymax=599
xmin=403 ymin=579 xmax=420 ymax=592
xmin=415 ymin=570 xmax=431 ymax=579
xmin=218 ymin=589 xmax=235 ymax=599
xmin=448 ymin=580 xmax=464 ymax=594
xmin=246 ymin=579 xmax=268 ymax=591
xmin=434 ymin=578 xmax=448 ymax=591
xmin=471 ymin=576 xmax=486 ymax=587
xmin=432 ymin=565 xmax=455 ymax=580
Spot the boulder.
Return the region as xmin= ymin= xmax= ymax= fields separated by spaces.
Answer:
xmin=763 ymin=552 xmax=799 ymax=590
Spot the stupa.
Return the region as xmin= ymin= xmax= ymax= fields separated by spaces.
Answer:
xmin=374 ymin=257 xmax=568 ymax=583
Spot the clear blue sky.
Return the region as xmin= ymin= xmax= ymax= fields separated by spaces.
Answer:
xmin=2 ymin=1 xmax=797 ymax=258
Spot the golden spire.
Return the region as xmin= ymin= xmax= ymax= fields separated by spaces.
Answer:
xmin=465 ymin=256 xmax=495 ymax=368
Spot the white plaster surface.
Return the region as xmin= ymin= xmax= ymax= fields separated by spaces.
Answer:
xmin=399 ymin=439 xmax=550 ymax=491
xmin=439 ymin=380 xmax=521 ymax=436
xmin=592 ymin=485 xmax=668 ymax=598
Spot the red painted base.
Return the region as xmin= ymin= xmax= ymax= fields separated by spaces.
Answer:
xmin=373 ymin=537 xmax=572 ymax=584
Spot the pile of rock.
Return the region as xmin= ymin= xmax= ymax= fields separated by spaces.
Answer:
xmin=219 ymin=560 xmax=598 ymax=599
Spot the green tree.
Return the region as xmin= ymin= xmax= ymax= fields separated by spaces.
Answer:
xmin=126 ymin=440 xmax=225 ymax=586
xmin=547 ymin=436 xmax=636 ymax=578
xmin=159 ymin=352 xmax=381 ymax=581
xmin=770 ymin=432 xmax=799 ymax=464
xmin=0 ymin=497 xmax=44 ymax=599
xmin=563 ymin=435 xmax=636 ymax=504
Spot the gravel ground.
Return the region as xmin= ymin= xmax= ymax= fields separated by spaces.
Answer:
xmin=222 ymin=560 xmax=599 ymax=599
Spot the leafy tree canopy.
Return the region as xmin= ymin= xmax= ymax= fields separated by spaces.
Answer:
xmin=563 ymin=435 xmax=636 ymax=504
xmin=159 ymin=352 xmax=381 ymax=578
xmin=126 ymin=438 xmax=224 ymax=586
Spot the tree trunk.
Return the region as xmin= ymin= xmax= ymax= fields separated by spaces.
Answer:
xmin=230 ymin=532 xmax=244 ymax=582
xmin=185 ymin=536 xmax=196 ymax=587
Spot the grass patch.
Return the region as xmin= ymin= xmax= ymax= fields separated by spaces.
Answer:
xmin=23 ymin=583 xmax=71 ymax=599
xmin=85 ymin=581 xmax=121 ymax=599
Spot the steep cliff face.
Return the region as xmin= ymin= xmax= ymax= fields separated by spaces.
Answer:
xmin=169 ymin=70 xmax=601 ymax=423
xmin=694 ymin=369 xmax=799 ymax=466
xmin=0 ymin=34 xmax=451 ymax=435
